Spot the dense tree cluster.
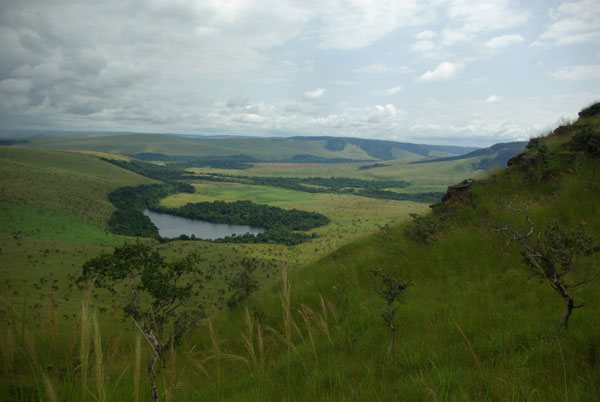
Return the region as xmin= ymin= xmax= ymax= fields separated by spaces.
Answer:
xmin=102 ymin=158 xmax=196 ymax=182
xmin=130 ymin=153 xmax=255 ymax=170
xmin=213 ymin=228 xmax=315 ymax=246
xmin=0 ymin=139 xmax=29 ymax=146
xmin=154 ymin=200 xmax=329 ymax=245
xmin=359 ymin=163 xmax=388 ymax=170
xmin=155 ymin=200 xmax=329 ymax=230
xmin=107 ymin=183 xmax=193 ymax=238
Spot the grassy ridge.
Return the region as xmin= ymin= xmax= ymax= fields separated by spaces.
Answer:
xmin=0 ymin=147 xmax=156 ymax=226
xmin=0 ymin=204 xmax=130 ymax=245
xmin=25 ymin=134 xmax=375 ymax=160
xmin=176 ymin=112 xmax=600 ymax=401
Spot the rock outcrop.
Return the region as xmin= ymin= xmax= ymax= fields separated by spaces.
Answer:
xmin=507 ymin=152 xmax=541 ymax=170
xmin=568 ymin=130 xmax=600 ymax=157
xmin=440 ymin=179 xmax=473 ymax=204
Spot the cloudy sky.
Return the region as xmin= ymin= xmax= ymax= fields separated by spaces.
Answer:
xmin=0 ymin=0 xmax=599 ymax=146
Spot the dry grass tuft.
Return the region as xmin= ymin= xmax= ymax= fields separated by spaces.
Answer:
xmin=92 ymin=313 xmax=105 ymax=402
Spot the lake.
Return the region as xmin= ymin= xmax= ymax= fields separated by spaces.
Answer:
xmin=143 ymin=209 xmax=265 ymax=240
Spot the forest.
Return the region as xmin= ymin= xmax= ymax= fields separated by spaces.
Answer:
xmin=154 ymin=200 xmax=330 ymax=245
xmin=107 ymin=183 xmax=193 ymax=237
xmin=129 ymin=153 xmax=255 ymax=170
xmin=105 ymin=182 xmax=330 ymax=244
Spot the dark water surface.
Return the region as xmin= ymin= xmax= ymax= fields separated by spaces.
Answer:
xmin=143 ymin=209 xmax=265 ymax=239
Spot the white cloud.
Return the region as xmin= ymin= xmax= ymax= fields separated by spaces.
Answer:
xmin=367 ymin=104 xmax=398 ymax=122
xmin=441 ymin=28 xmax=471 ymax=46
xmin=538 ymin=0 xmax=600 ymax=46
xmin=416 ymin=61 xmax=464 ymax=82
xmin=354 ymin=63 xmax=412 ymax=73
xmin=551 ymin=65 xmax=600 ymax=80
xmin=416 ymin=30 xmax=436 ymax=40
xmin=0 ymin=78 xmax=32 ymax=94
xmin=232 ymin=113 xmax=266 ymax=124
xmin=411 ymin=40 xmax=437 ymax=53
xmin=333 ymin=80 xmax=358 ymax=86
xmin=441 ymin=0 xmax=529 ymax=46
xmin=372 ymin=85 xmax=403 ymax=96
xmin=485 ymin=95 xmax=501 ymax=103
xmin=315 ymin=0 xmax=428 ymax=50
xmin=484 ymin=34 xmax=524 ymax=49
xmin=304 ymin=88 xmax=326 ymax=100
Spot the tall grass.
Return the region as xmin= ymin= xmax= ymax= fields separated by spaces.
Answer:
xmin=133 ymin=333 xmax=142 ymax=402
xmin=92 ymin=313 xmax=105 ymax=402
xmin=80 ymin=298 xmax=91 ymax=402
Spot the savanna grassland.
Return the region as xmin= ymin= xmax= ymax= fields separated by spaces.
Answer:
xmin=1 ymin=136 xmax=453 ymax=329
xmin=1 ymin=105 xmax=599 ymax=401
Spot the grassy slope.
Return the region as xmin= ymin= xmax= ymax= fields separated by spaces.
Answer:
xmin=0 ymin=147 xmax=156 ymax=226
xmin=177 ymin=110 xmax=599 ymax=401
xmin=0 ymin=204 xmax=131 ymax=245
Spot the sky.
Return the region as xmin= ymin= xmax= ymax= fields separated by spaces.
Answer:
xmin=0 ymin=0 xmax=599 ymax=146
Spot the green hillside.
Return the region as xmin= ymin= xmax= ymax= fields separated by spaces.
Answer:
xmin=1 ymin=104 xmax=599 ymax=401
xmin=0 ymin=147 xmax=156 ymax=226
xmin=175 ymin=104 xmax=600 ymax=401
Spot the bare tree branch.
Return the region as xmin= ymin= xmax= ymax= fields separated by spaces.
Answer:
xmin=491 ymin=201 xmax=599 ymax=328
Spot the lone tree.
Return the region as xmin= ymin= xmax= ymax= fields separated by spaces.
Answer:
xmin=371 ymin=268 xmax=410 ymax=358
xmin=226 ymin=257 xmax=259 ymax=307
xmin=80 ymin=241 xmax=203 ymax=402
xmin=494 ymin=202 xmax=600 ymax=328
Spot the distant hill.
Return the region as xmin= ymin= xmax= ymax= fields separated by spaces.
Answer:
xmin=15 ymin=132 xmax=478 ymax=162
xmin=408 ymin=141 xmax=526 ymax=170
xmin=289 ymin=136 xmax=477 ymax=160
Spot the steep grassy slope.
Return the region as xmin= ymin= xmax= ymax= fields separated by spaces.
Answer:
xmin=177 ymin=105 xmax=600 ymax=401
xmin=184 ymin=114 xmax=600 ymax=401
xmin=0 ymin=147 xmax=156 ymax=226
